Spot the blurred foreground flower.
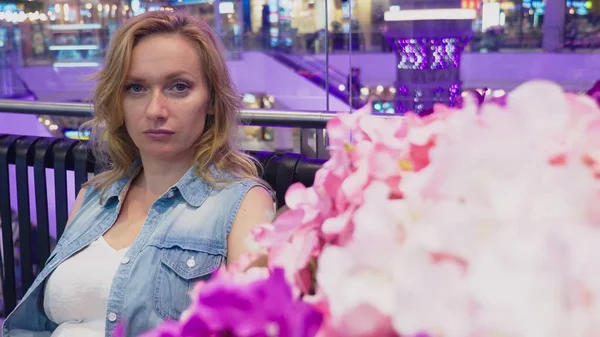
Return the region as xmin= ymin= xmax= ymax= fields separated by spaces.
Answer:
xmin=122 ymin=80 xmax=600 ymax=337
xmin=132 ymin=268 xmax=322 ymax=337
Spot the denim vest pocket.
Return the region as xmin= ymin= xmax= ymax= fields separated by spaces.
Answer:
xmin=153 ymin=241 xmax=224 ymax=320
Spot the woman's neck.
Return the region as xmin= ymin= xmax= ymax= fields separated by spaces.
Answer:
xmin=135 ymin=156 xmax=194 ymax=196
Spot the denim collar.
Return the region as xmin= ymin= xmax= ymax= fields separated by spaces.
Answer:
xmin=100 ymin=161 xmax=223 ymax=208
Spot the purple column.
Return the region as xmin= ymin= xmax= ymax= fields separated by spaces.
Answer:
xmin=383 ymin=1 xmax=474 ymax=114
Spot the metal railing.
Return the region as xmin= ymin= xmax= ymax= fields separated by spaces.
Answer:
xmin=0 ymin=99 xmax=341 ymax=159
xmin=0 ymin=100 xmax=337 ymax=128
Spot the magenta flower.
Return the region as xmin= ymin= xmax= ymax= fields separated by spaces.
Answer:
xmin=587 ymin=80 xmax=600 ymax=106
xmin=139 ymin=268 xmax=322 ymax=337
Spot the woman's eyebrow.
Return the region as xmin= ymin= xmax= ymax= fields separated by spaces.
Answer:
xmin=125 ymin=71 xmax=195 ymax=83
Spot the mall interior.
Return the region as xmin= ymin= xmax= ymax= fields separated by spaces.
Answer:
xmin=0 ymin=0 xmax=599 ymax=144
xmin=1 ymin=0 xmax=600 ymax=321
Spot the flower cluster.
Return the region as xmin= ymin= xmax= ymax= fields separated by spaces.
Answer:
xmin=129 ymin=267 xmax=322 ymax=337
xmin=138 ymin=80 xmax=600 ymax=337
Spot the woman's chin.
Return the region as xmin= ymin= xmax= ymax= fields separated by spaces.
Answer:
xmin=138 ymin=147 xmax=185 ymax=161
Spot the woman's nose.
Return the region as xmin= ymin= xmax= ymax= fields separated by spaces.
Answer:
xmin=145 ymin=89 xmax=168 ymax=120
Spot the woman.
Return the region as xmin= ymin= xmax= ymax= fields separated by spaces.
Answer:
xmin=3 ymin=11 xmax=274 ymax=337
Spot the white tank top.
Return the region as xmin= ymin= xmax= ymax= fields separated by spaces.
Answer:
xmin=43 ymin=237 xmax=130 ymax=337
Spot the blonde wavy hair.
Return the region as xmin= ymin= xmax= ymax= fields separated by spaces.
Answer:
xmin=83 ymin=11 xmax=261 ymax=196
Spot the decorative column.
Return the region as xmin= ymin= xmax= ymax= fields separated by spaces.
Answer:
xmin=383 ymin=1 xmax=474 ymax=114
xmin=542 ymin=0 xmax=566 ymax=52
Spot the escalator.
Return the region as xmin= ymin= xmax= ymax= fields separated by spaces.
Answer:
xmin=0 ymin=56 xmax=48 ymax=137
xmin=0 ymin=66 xmax=36 ymax=100
xmin=271 ymin=53 xmax=366 ymax=110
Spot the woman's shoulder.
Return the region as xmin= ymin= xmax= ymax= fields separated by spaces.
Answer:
xmin=201 ymin=170 xmax=273 ymax=211
xmin=207 ymin=165 xmax=270 ymax=193
xmin=216 ymin=176 xmax=274 ymax=203
xmin=77 ymin=183 xmax=105 ymax=207
xmin=65 ymin=184 xmax=104 ymax=228
xmin=209 ymin=176 xmax=270 ymax=201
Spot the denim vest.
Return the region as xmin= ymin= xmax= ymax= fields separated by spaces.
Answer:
xmin=2 ymin=164 xmax=265 ymax=337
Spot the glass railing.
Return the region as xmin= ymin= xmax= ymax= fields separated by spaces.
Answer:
xmin=191 ymin=27 xmax=600 ymax=55
xmin=3 ymin=18 xmax=600 ymax=69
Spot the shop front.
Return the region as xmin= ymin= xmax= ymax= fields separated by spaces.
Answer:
xmin=3 ymin=0 xmax=133 ymax=67
xmin=166 ymin=0 xmax=244 ymax=57
xmin=247 ymin=0 xmax=380 ymax=53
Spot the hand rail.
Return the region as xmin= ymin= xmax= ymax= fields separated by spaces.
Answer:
xmin=0 ymin=99 xmax=341 ymax=129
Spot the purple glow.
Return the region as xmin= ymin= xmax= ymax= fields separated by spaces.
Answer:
xmin=388 ymin=34 xmax=470 ymax=114
xmin=396 ymin=39 xmax=428 ymax=70
xmin=448 ymin=82 xmax=461 ymax=106
xmin=398 ymin=85 xmax=409 ymax=96
xmin=390 ymin=81 xmax=463 ymax=114
xmin=392 ymin=37 xmax=467 ymax=70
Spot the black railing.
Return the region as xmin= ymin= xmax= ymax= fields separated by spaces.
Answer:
xmin=0 ymin=134 xmax=325 ymax=316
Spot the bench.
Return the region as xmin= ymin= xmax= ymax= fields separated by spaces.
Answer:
xmin=0 ymin=134 xmax=325 ymax=315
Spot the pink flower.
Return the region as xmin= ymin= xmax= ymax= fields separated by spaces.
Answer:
xmin=189 ymin=79 xmax=600 ymax=337
xmin=285 ymin=183 xmax=325 ymax=225
xmin=586 ymin=80 xmax=600 ymax=106
xmin=269 ymin=229 xmax=320 ymax=294
xmin=141 ymin=269 xmax=323 ymax=337
xmin=316 ymin=236 xmax=402 ymax=329
xmin=320 ymin=304 xmax=399 ymax=337
xmin=406 ymin=137 xmax=436 ymax=172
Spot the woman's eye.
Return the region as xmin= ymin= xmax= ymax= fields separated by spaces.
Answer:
xmin=127 ymin=84 xmax=143 ymax=93
xmin=173 ymin=83 xmax=189 ymax=92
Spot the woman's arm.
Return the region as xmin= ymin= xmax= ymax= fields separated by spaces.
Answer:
xmin=227 ymin=186 xmax=275 ymax=265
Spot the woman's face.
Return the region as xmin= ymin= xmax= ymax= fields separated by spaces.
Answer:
xmin=122 ymin=33 xmax=210 ymax=164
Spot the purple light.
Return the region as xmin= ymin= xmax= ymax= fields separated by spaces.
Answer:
xmin=390 ymin=82 xmax=463 ymax=114
xmin=395 ymin=38 xmax=427 ymax=70
xmin=392 ymin=37 xmax=467 ymax=70
xmin=398 ymin=85 xmax=409 ymax=96
xmin=448 ymin=82 xmax=461 ymax=106
xmin=388 ymin=33 xmax=471 ymax=115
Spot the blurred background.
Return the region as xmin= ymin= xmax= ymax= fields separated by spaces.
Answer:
xmin=0 ymin=0 xmax=599 ymax=150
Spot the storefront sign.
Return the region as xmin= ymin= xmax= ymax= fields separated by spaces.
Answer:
xmin=522 ymin=0 xmax=544 ymax=14
xmin=0 ymin=3 xmax=18 ymax=12
xmin=567 ymin=0 xmax=592 ymax=15
xmin=168 ymin=0 xmax=212 ymax=6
